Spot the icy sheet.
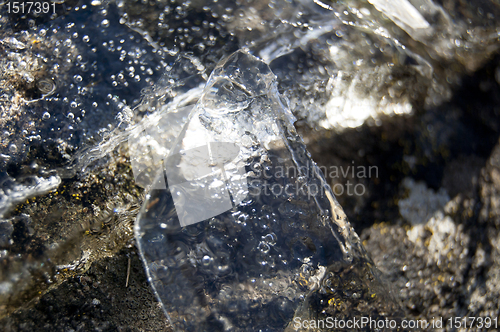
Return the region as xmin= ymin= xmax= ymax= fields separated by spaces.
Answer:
xmin=135 ymin=50 xmax=401 ymax=331
xmin=2 ymin=0 xmax=500 ymax=322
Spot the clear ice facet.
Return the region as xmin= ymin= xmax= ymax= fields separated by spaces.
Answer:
xmin=135 ymin=50 xmax=402 ymax=331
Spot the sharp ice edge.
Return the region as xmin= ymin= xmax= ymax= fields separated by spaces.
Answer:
xmin=368 ymin=0 xmax=430 ymax=31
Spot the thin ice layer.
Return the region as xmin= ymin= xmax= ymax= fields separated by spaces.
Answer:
xmin=135 ymin=50 xmax=402 ymax=331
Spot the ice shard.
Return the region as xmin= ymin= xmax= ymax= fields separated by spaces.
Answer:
xmin=135 ymin=50 xmax=402 ymax=331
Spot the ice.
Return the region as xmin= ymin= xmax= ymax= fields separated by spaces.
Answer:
xmin=367 ymin=0 xmax=431 ymax=32
xmin=128 ymin=91 xmax=199 ymax=189
xmin=1 ymin=0 xmax=500 ymax=324
xmin=135 ymin=50 xmax=402 ymax=331
xmin=0 ymin=174 xmax=61 ymax=218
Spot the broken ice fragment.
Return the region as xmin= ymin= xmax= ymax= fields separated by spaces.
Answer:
xmin=165 ymin=142 xmax=247 ymax=227
xmin=135 ymin=50 xmax=402 ymax=331
xmin=368 ymin=0 xmax=430 ymax=33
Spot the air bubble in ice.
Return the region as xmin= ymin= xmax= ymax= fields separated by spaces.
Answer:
xmin=202 ymin=255 xmax=212 ymax=266
xmin=8 ymin=144 xmax=18 ymax=154
xmin=36 ymin=78 xmax=55 ymax=95
xmin=258 ymin=241 xmax=271 ymax=253
xmin=263 ymin=233 xmax=277 ymax=246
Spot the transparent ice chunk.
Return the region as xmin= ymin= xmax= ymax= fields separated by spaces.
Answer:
xmin=135 ymin=50 xmax=402 ymax=331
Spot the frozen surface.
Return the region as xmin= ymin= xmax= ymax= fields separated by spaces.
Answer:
xmin=135 ymin=51 xmax=401 ymax=331
xmin=1 ymin=0 xmax=500 ymax=325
